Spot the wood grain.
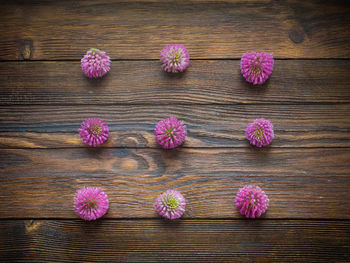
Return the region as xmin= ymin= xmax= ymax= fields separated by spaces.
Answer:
xmin=1 ymin=0 xmax=349 ymax=261
xmin=1 ymin=148 xmax=349 ymax=219
xmin=1 ymin=60 xmax=350 ymax=105
xmin=1 ymin=220 xmax=349 ymax=262
xmin=1 ymin=104 xmax=349 ymax=148
xmin=0 ymin=0 xmax=350 ymax=60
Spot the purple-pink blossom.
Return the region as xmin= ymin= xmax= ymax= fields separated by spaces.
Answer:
xmin=78 ymin=118 xmax=109 ymax=146
xmin=246 ymin=118 xmax=274 ymax=147
xmin=154 ymin=116 xmax=187 ymax=149
xmin=241 ymin=51 xmax=274 ymax=85
xmin=154 ymin=189 xmax=186 ymax=220
xmin=74 ymin=187 xmax=109 ymax=221
xmin=81 ymin=48 xmax=111 ymax=78
xmin=160 ymin=44 xmax=190 ymax=73
xmin=235 ymin=185 xmax=269 ymax=218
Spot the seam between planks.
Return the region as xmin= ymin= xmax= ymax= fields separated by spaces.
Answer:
xmin=1 ymin=102 xmax=350 ymax=107
xmin=1 ymin=218 xmax=350 ymax=221
xmin=1 ymin=58 xmax=350 ymax=62
xmin=1 ymin=146 xmax=350 ymax=150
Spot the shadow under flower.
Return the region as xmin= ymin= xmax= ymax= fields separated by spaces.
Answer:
xmin=162 ymin=69 xmax=188 ymax=80
xmin=83 ymin=72 xmax=111 ymax=88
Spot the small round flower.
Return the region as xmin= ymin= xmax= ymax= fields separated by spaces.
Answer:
xmin=81 ymin=48 xmax=111 ymax=78
xmin=154 ymin=189 xmax=186 ymax=220
xmin=160 ymin=44 xmax=190 ymax=73
xmin=235 ymin=185 xmax=269 ymax=218
xmin=154 ymin=116 xmax=187 ymax=149
xmin=246 ymin=118 xmax=274 ymax=147
xmin=241 ymin=51 xmax=274 ymax=85
xmin=74 ymin=187 xmax=109 ymax=221
xmin=78 ymin=118 xmax=109 ymax=147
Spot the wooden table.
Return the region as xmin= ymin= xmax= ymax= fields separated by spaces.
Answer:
xmin=1 ymin=0 xmax=350 ymax=262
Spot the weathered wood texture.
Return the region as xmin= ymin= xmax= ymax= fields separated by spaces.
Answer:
xmin=1 ymin=0 xmax=350 ymax=261
xmin=1 ymin=104 xmax=349 ymax=148
xmin=1 ymin=148 xmax=349 ymax=219
xmin=1 ymin=60 xmax=350 ymax=105
xmin=0 ymin=0 xmax=350 ymax=60
xmin=1 ymin=220 xmax=349 ymax=262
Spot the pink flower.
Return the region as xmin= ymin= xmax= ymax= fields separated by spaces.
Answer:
xmin=160 ymin=44 xmax=190 ymax=73
xmin=74 ymin=187 xmax=109 ymax=221
xmin=154 ymin=116 xmax=187 ymax=149
xmin=154 ymin=189 xmax=186 ymax=219
xmin=236 ymin=185 xmax=269 ymax=218
xmin=241 ymin=51 xmax=274 ymax=85
xmin=246 ymin=118 xmax=274 ymax=147
xmin=78 ymin=118 xmax=109 ymax=146
xmin=81 ymin=48 xmax=111 ymax=78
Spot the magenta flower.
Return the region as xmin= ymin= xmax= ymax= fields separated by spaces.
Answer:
xmin=154 ymin=189 xmax=186 ymax=220
xmin=246 ymin=118 xmax=274 ymax=147
xmin=160 ymin=44 xmax=190 ymax=73
xmin=236 ymin=185 xmax=269 ymax=218
xmin=74 ymin=187 xmax=109 ymax=221
xmin=241 ymin=51 xmax=274 ymax=85
xmin=78 ymin=118 xmax=109 ymax=146
xmin=81 ymin=48 xmax=111 ymax=78
xmin=154 ymin=116 xmax=187 ymax=149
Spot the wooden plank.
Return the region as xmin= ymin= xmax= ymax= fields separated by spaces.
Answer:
xmin=0 ymin=148 xmax=349 ymax=219
xmin=1 ymin=60 xmax=350 ymax=105
xmin=0 ymin=104 xmax=349 ymax=148
xmin=0 ymin=0 xmax=350 ymax=60
xmin=0 ymin=220 xmax=349 ymax=262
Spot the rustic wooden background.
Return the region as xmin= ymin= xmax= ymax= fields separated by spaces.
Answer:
xmin=1 ymin=0 xmax=350 ymax=262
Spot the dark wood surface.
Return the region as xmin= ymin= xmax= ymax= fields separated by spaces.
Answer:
xmin=1 ymin=61 xmax=350 ymax=105
xmin=1 ymin=104 xmax=349 ymax=148
xmin=1 ymin=0 xmax=350 ymax=60
xmin=1 ymin=148 xmax=349 ymax=219
xmin=1 ymin=220 xmax=349 ymax=262
xmin=0 ymin=0 xmax=350 ymax=262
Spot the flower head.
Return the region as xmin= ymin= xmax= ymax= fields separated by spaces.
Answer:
xmin=160 ymin=44 xmax=190 ymax=73
xmin=154 ymin=116 xmax=187 ymax=149
xmin=154 ymin=189 xmax=186 ymax=219
xmin=241 ymin=51 xmax=274 ymax=85
xmin=236 ymin=185 xmax=269 ymax=218
xmin=81 ymin=48 xmax=111 ymax=78
xmin=74 ymin=187 xmax=109 ymax=220
xmin=246 ymin=118 xmax=274 ymax=147
xmin=78 ymin=118 xmax=109 ymax=146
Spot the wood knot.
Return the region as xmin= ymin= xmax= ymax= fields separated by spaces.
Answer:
xmin=19 ymin=39 xmax=33 ymax=60
xmin=25 ymin=220 xmax=42 ymax=233
xmin=288 ymin=29 xmax=305 ymax=44
xmin=120 ymin=158 xmax=138 ymax=170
